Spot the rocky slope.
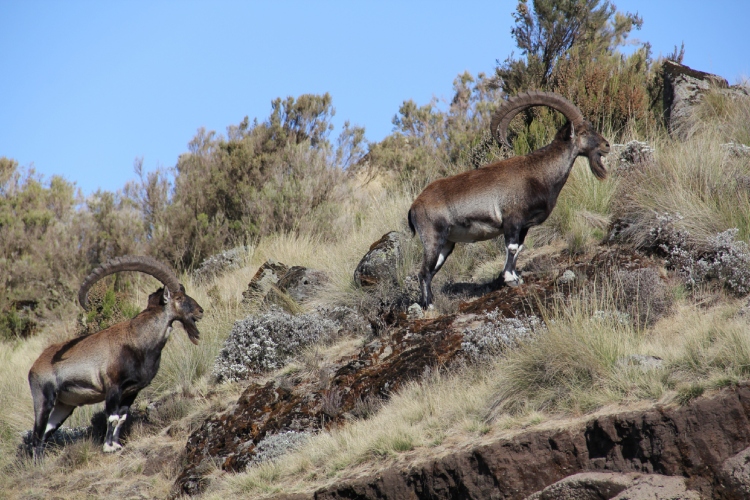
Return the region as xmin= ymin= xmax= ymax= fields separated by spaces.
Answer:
xmin=174 ymin=246 xmax=677 ymax=497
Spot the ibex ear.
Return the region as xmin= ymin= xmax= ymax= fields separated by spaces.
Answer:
xmin=161 ymin=287 xmax=171 ymax=305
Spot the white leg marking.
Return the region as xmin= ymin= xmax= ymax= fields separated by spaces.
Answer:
xmin=44 ymin=404 xmax=74 ymax=437
xmin=435 ymin=253 xmax=445 ymax=271
xmin=434 ymin=244 xmax=452 ymax=271
xmin=508 ymin=243 xmax=519 ymax=255
xmin=108 ymin=415 xmax=120 ymax=424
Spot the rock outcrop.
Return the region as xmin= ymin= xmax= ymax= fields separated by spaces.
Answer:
xmin=175 ymin=312 xmax=467 ymax=496
xmin=527 ymin=472 xmax=699 ymax=500
xmin=354 ymin=231 xmax=404 ymax=287
xmin=242 ymin=259 xmax=329 ymax=307
xmin=663 ymin=60 xmax=749 ymax=138
xmin=272 ymin=385 xmax=750 ymax=499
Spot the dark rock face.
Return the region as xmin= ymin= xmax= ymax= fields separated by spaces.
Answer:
xmin=175 ymin=313 xmax=466 ymax=496
xmin=354 ymin=231 xmax=404 ymax=287
xmin=272 ymin=385 xmax=750 ymax=499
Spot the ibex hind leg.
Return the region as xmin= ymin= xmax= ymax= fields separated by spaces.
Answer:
xmin=418 ymin=232 xmax=453 ymax=309
xmin=29 ymin=379 xmax=61 ymax=461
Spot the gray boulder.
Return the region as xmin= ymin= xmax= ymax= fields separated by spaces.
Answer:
xmin=353 ymin=231 xmax=404 ymax=287
xmin=193 ymin=246 xmax=250 ymax=283
xmin=277 ymin=266 xmax=329 ymax=303
xmin=719 ymin=445 xmax=750 ymax=497
xmin=527 ymin=472 xmax=699 ymax=500
xmin=241 ymin=259 xmax=289 ymax=305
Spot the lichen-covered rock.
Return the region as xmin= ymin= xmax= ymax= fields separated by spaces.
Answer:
xmin=526 ymin=472 xmax=634 ymax=499
xmin=663 ymin=60 xmax=749 ymax=138
xmin=354 ymin=231 xmax=403 ymax=286
xmin=663 ymin=61 xmax=727 ymax=137
xmin=277 ymin=266 xmax=329 ymax=303
xmin=719 ymin=446 xmax=750 ymax=498
xmin=176 ymin=312 xmax=468 ymax=495
xmin=247 ymin=431 xmax=312 ymax=467
xmin=607 ymin=141 xmax=655 ymax=174
xmin=241 ymin=259 xmax=289 ymax=305
xmin=193 ymin=246 xmax=250 ymax=283
xmin=461 ymin=310 xmax=542 ymax=362
xmin=527 ymin=472 xmax=700 ymax=500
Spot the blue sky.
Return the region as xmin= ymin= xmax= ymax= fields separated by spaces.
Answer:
xmin=2 ymin=1 xmax=749 ymax=196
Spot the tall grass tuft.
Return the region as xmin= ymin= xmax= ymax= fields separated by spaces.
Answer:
xmin=615 ymin=90 xmax=750 ymax=248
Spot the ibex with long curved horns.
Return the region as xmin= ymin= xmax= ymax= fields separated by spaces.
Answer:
xmin=28 ymin=256 xmax=204 ymax=458
xmin=408 ymin=91 xmax=610 ymax=307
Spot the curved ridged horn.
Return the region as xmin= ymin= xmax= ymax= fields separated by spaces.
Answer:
xmin=490 ymin=91 xmax=586 ymax=149
xmin=78 ymin=255 xmax=181 ymax=310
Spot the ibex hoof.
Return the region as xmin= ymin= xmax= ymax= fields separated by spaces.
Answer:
xmin=102 ymin=442 xmax=123 ymax=453
xmin=503 ymin=272 xmax=523 ymax=287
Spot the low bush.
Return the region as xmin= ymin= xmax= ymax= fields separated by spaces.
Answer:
xmin=647 ymin=214 xmax=750 ymax=296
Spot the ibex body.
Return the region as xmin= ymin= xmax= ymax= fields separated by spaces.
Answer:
xmin=28 ymin=256 xmax=203 ymax=458
xmin=408 ymin=92 xmax=610 ymax=307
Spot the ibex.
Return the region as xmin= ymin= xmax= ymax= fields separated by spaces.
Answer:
xmin=408 ymin=91 xmax=610 ymax=307
xmin=28 ymin=256 xmax=204 ymax=458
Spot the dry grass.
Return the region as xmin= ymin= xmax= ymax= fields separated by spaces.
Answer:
xmin=615 ymin=90 xmax=750 ymax=247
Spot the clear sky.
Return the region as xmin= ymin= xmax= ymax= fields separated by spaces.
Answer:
xmin=2 ymin=1 xmax=749 ymax=196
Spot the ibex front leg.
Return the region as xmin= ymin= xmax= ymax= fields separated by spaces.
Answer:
xmin=103 ymin=388 xmax=136 ymax=453
xmin=502 ymin=224 xmax=528 ymax=286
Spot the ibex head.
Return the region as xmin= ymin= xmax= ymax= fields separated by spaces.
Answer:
xmin=79 ymin=255 xmax=204 ymax=344
xmin=491 ymin=91 xmax=610 ymax=180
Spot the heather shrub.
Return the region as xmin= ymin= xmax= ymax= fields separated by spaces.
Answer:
xmin=212 ymin=309 xmax=342 ymax=382
xmin=645 ymin=214 xmax=750 ymax=296
xmin=495 ymin=0 xmax=658 ymax=148
xmin=0 ymin=158 xmax=86 ymax=335
xmin=76 ymin=278 xmax=141 ymax=335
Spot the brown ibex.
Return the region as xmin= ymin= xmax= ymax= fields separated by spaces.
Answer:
xmin=408 ymin=91 xmax=610 ymax=307
xmin=28 ymin=256 xmax=204 ymax=458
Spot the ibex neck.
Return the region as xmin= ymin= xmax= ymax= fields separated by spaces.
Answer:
xmin=535 ymin=143 xmax=578 ymax=192
xmin=128 ymin=309 xmax=173 ymax=351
